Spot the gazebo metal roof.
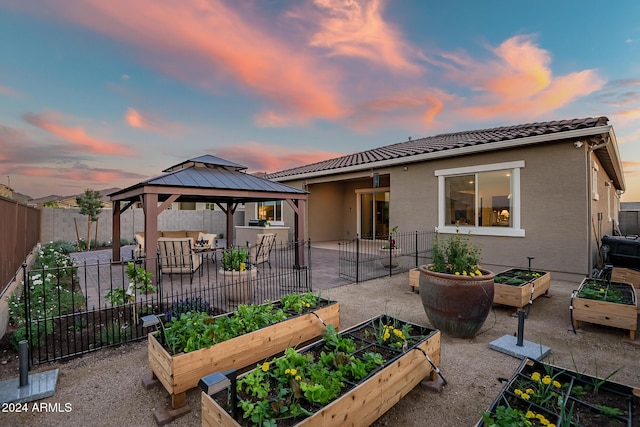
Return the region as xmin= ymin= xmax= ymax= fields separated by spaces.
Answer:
xmin=109 ymin=155 xmax=308 ymax=268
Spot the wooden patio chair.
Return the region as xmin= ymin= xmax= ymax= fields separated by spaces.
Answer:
xmin=157 ymin=237 xmax=202 ymax=283
xmin=249 ymin=233 xmax=276 ymax=269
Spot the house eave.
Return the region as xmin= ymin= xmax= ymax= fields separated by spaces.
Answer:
xmin=270 ymin=126 xmax=614 ymax=182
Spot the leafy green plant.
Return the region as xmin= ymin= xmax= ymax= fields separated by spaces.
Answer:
xmin=577 ymin=280 xmax=624 ymax=303
xmin=8 ymin=242 xmax=84 ymax=349
xmin=125 ymin=262 xmax=155 ymax=293
xmin=280 ymin=292 xmax=319 ymax=314
xmin=429 ymin=227 xmax=483 ymax=276
xmin=221 ymin=247 xmax=249 ymax=272
xmin=161 ymin=301 xmax=288 ymax=354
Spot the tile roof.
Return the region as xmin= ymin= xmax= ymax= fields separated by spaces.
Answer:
xmin=266 ymin=117 xmax=610 ymax=179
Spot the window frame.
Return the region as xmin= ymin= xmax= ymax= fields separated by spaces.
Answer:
xmin=435 ymin=161 xmax=525 ymax=237
xmin=255 ymin=200 xmax=285 ymax=225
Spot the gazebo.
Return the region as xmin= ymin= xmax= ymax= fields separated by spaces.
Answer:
xmin=109 ymin=155 xmax=308 ymax=274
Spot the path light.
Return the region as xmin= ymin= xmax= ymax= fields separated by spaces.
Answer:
xmin=140 ymin=314 xmax=163 ymax=329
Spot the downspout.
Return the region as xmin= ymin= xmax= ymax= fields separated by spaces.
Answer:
xmin=587 ymin=138 xmax=611 ymax=275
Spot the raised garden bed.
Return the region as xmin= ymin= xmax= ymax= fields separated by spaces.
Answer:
xmin=201 ymin=314 xmax=441 ymax=426
xmin=493 ymin=269 xmax=551 ymax=310
xmin=478 ymin=357 xmax=640 ymax=426
xmin=571 ymin=278 xmax=637 ymax=340
xmin=146 ymin=296 xmax=340 ymax=424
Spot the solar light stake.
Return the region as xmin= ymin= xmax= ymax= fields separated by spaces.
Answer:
xmin=527 ymin=256 xmax=535 ymax=274
xmin=516 ymin=310 xmax=526 ymax=347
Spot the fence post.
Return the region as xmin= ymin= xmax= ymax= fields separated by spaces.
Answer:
xmin=307 ymin=238 xmax=312 ymax=291
xmin=355 ymin=235 xmax=360 ymax=284
xmin=415 ymin=231 xmax=419 ymax=268
xmin=21 ymin=262 xmax=31 ymax=367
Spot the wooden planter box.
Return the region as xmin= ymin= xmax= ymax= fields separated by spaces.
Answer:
xmin=147 ymin=300 xmax=340 ymax=424
xmin=478 ymin=358 xmax=640 ymax=426
xmin=202 ymin=315 xmax=441 ymax=427
xmin=572 ymin=278 xmax=637 ymax=340
xmin=611 ymin=267 xmax=640 ymax=289
xmin=493 ymin=269 xmax=551 ymax=310
xmin=409 ymin=268 xmax=420 ymax=293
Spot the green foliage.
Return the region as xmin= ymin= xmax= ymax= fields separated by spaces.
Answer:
xmin=99 ymin=320 xmax=129 ymax=346
xmin=280 ymin=292 xmax=319 ymax=314
xmin=8 ymin=241 xmax=84 ymax=350
xmin=76 ymin=189 xmax=103 ymax=221
xmin=430 ymin=228 xmax=482 ymax=275
xmin=578 ymin=280 xmax=624 ymax=304
xmin=221 ymin=247 xmax=248 ymax=271
xmin=126 ymin=262 xmax=155 ymax=293
xmin=482 ymin=405 xmax=532 ymax=427
xmin=162 ymin=301 xmax=288 ymax=354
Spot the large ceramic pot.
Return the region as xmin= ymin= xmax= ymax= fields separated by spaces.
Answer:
xmin=418 ymin=265 xmax=495 ymax=338
xmin=219 ymin=267 xmax=258 ymax=304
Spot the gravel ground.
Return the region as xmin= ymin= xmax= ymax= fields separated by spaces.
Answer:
xmin=1 ymin=273 xmax=639 ymax=427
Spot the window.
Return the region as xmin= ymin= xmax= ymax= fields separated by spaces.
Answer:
xmin=257 ymin=201 xmax=283 ymax=224
xmin=205 ymin=203 xmax=216 ymax=211
xmin=592 ymin=163 xmax=599 ymax=201
xmin=435 ymin=161 xmax=525 ymax=237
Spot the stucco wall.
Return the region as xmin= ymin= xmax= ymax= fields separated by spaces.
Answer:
xmin=277 ymin=139 xmax=611 ymax=277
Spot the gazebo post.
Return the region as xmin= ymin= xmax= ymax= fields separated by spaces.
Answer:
xmin=143 ymin=193 xmax=159 ymax=282
xmin=112 ymin=200 xmax=122 ymax=263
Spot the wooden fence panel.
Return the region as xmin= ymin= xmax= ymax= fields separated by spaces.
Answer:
xmin=0 ymin=196 xmax=40 ymax=294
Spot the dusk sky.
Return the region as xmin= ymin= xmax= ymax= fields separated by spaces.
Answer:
xmin=1 ymin=1 xmax=639 ymax=201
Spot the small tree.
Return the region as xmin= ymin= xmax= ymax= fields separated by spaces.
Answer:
xmin=76 ymin=189 xmax=103 ymax=251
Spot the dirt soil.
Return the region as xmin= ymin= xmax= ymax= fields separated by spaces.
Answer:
xmin=1 ymin=274 xmax=639 ymax=427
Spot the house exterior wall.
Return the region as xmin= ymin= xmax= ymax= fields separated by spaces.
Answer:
xmin=275 ymin=139 xmax=620 ymax=278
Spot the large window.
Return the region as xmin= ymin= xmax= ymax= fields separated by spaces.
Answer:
xmin=435 ymin=161 xmax=525 ymax=237
xmin=257 ymin=201 xmax=283 ymax=224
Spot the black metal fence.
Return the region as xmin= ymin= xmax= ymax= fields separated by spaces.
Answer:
xmin=338 ymin=230 xmax=435 ymax=283
xmin=20 ymin=240 xmax=312 ymax=365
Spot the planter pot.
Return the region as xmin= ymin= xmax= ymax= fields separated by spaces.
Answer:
xmin=571 ymin=278 xmax=637 ymax=340
xmin=493 ymin=269 xmax=551 ymax=310
xmin=478 ymin=357 xmax=639 ymax=426
xmin=418 ymin=265 xmax=495 ymax=338
xmin=219 ymin=267 xmax=258 ymax=304
xmin=379 ymin=248 xmax=401 ymax=269
xmin=147 ymin=299 xmax=340 ymax=422
xmin=202 ymin=315 xmax=441 ymax=427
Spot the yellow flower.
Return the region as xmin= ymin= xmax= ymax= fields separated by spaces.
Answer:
xmin=600 ymin=288 xmax=605 ymax=292
xmin=393 ymin=329 xmax=404 ymax=338
xmin=285 ymin=368 xmax=290 ymax=374
xmin=305 ymin=302 xmax=311 ymax=307
xmin=548 ymin=424 xmax=556 ymax=427
xmin=514 ymin=389 xmax=522 ymax=396
xmin=542 ymin=375 xmax=551 ymax=385
xmin=295 ymin=375 xmax=301 ymax=381
xmin=526 ymin=388 xmax=534 ymax=395
xmin=521 ymin=393 xmax=530 ymax=400
xmin=261 ymin=362 xmax=270 ymax=372
xmin=470 ymin=272 xmax=475 ymax=277
xmin=531 ymin=372 xmax=541 ymax=381
xmin=552 ymin=380 xmax=561 ymax=389
xmin=475 ymin=270 xmax=482 ymax=276
xmin=462 ymin=271 xmax=467 ymax=276
xmin=536 ymin=414 xmax=545 ymax=420
xmin=454 ymin=272 xmax=460 ymax=275
xmin=525 ymin=411 xmax=535 ymax=419
xmin=383 ymin=331 xmax=390 ymax=341
xmin=290 ymin=368 xmax=297 ymax=376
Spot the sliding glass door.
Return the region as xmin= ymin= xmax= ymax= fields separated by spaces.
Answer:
xmin=358 ymin=189 xmax=390 ymax=239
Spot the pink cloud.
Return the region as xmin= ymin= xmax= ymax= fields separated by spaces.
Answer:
xmin=23 ymin=111 xmax=135 ymax=156
xmin=437 ymin=35 xmax=605 ymax=120
xmin=213 ymin=142 xmax=343 ymax=172
xmin=125 ymin=107 xmax=181 ymax=135
xmin=308 ymin=0 xmax=420 ymax=73
xmin=14 ymin=0 xmax=346 ymax=122
xmin=347 ymin=89 xmax=452 ymax=131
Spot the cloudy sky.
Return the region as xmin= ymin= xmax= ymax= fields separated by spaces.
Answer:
xmin=1 ymin=0 xmax=639 ymax=200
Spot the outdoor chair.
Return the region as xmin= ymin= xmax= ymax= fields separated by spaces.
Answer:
xmin=249 ymin=233 xmax=276 ymax=268
xmin=157 ymin=237 xmax=202 ymax=283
